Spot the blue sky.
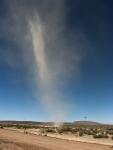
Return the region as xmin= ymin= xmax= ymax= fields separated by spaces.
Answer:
xmin=0 ymin=0 xmax=113 ymax=123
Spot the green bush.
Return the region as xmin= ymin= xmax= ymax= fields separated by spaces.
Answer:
xmin=93 ymin=134 xmax=108 ymax=138
xmin=0 ymin=126 xmax=3 ymax=129
xmin=111 ymin=136 xmax=113 ymax=140
xmin=79 ymin=131 xmax=84 ymax=137
xmin=46 ymin=128 xmax=56 ymax=133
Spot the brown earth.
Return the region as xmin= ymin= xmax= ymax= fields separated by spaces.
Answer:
xmin=0 ymin=129 xmax=112 ymax=150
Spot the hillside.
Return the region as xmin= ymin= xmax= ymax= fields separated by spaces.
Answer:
xmin=73 ymin=121 xmax=101 ymax=126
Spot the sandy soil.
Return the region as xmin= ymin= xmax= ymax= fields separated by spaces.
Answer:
xmin=47 ymin=133 xmax=113 ymax=146
xmin=0 ymin=139 xmax=47 ymax=150
xmin=17 ymin=128 xmax=113 ymax=146
xmin=0 ymin=129 xmax=112 ymax=150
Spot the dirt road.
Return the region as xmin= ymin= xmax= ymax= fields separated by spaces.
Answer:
xmin=0 ymin=129 xmax=112 ymax=150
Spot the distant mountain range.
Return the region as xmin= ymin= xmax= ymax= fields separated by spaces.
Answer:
xmin=73 ymin=121 xmax=102 ymax=126
xmin=0 ymin=120 xmax=53 ymax=126
xmin=0 ymin=120 xmax=109 ymax=126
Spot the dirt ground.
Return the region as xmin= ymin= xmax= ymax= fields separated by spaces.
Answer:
xmin=0 ymin=139 xmax=48 ymax=150
xmin=0 ymin=129 xmax=112 ymax=150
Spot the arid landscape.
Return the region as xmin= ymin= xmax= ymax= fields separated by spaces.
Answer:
xmin=0 ymin=0 xmax=113 ymax=149
xmin=0 ymin=121 xmax=113 ymax=150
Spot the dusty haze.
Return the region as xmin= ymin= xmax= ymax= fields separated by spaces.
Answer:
xmin=0 ymin=0 xmax=89 ymax=123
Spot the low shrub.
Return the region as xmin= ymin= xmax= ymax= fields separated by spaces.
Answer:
xmin=111 ymin=136 xmax=113 ymax=140
xmin=93 ymin=134 xmax=108 ymax=138
xmin=79 ymin=131 xmax=84 ymax=136
xmin=46 ymin=128 xmax=56 ymax=133
xmin=0 ymin=126 xmax=3 ymax=129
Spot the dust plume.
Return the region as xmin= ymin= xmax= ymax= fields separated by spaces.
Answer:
xmin=1 ymin=0 xmax=89 ymax=123
xmin=28 ymin=14 xmax=70 ymax=123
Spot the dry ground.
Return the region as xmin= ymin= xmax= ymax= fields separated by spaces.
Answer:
xmin=0 ymin=129 xmax=112 ymax=150
xmin=0 ymin=139 xmax=47 ymax=150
